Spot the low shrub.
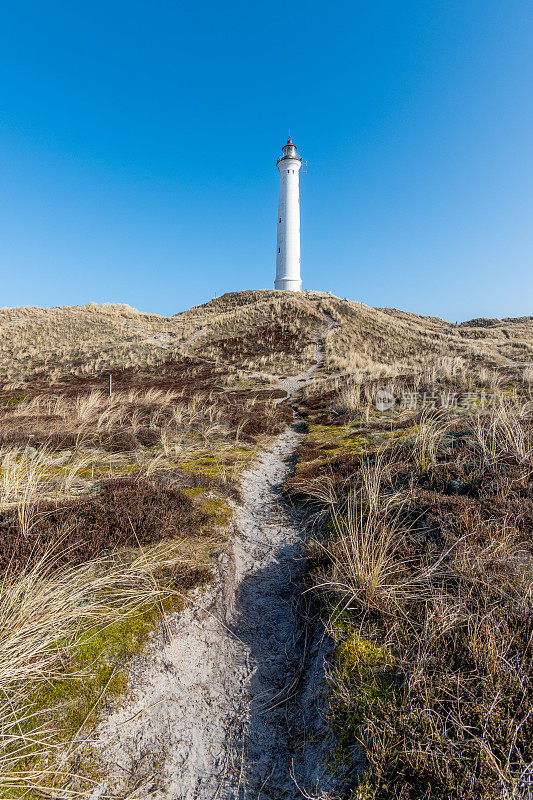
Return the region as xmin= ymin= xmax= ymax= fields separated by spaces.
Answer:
xmin=0 ymin=477 xmax=213 ymax=574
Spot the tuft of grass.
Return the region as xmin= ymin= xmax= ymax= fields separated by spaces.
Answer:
xmin=405 ymin=412 xmax=453 ymax=470
xmin=295 ymin=382 xmax=533 ymax=800
xmin=320 ymin=491 xmax=405 ymax=612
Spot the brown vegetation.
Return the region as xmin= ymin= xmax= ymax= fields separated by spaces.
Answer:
xmin=0 ymin=291 xmax=531 ymax=797
xmin=289 ymin=368 xmax=533 ymax=799
xmin=0 ymin=477 xmax=214 ymax=575
xmin=3 ymin=291 xmax=530 ymax=387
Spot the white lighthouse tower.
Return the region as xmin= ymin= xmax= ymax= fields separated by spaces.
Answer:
xmin=275 ymin=134 xmax=302 ymax=291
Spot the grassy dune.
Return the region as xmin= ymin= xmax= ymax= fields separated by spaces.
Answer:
xmin=0 ymin=290 xmax=531 ymax=797
xmin=2 ymin=291 xmax=531 ymax=386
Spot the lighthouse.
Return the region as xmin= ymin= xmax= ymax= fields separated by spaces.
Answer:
xmin=275 ymin=135 xmax=302 ymax=291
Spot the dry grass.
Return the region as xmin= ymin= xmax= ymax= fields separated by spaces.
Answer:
xmin=0 ymin=540 xmax=213 ymax=795
xmin=406 ymin=411 xmax=454 ymax=470
xmin=0 ymin=291 xmax=323 ymax=384
xmin=0 ymin=444 xmax=224 ymax=794
xmin=2 ymin=292 xmax=530 ymax=387
xmin=293 ymin=375 xmax=532 ymax=799
xmin=321 ymin=491 xmax=405 ymax=612
xmin=0 ymin=291 xmax=531 ymax=796
xmin=472 ymin=400 xmax=533 ymax=470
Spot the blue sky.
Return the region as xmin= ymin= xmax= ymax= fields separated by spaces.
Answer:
xmin=0 ymin=0 xmax=531 ymax=321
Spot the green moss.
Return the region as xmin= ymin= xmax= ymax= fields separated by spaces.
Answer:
xmin=336 ymin=633 xmax=390 ymax=678
xmin=181 ymin=487 xmax=233 ymax=526
xmin=180 ymin=454 xmax=224 ymax=478
xmin=7 ymin=595 xmax=184 ymax=799
xmin=199 ymin=497 xmax=233 ymax=526
xmin=384 ymin=424 xmax=418 ymax=440
xmin=181 ymin=486 xmax=209 ymax=498
xmin=308 ymin=423 xmax=359 ymax=442
xmin=179 ymin=446 xmax=254 ymax=479
xmin=302 ymin=424 xmax=380 ymax=465
xmin=0 ymin=393 xmax=27 ymax=406
xmin=35 ymin=597 xmax=181 ymax=725
xmin=231 ymin=446 xmax=255 ymax=458
xmin=332 ymin=632 xmax=395 ymax=748
xmin=71 ymin=462 xmax=142 ymax=480
xmin=298 ymin=423 xmax=419 ymax=471
xmin=119 ymin=463 xmax=144 ymax=474
xmin=496 ymin=383 xmax=520 ymax=396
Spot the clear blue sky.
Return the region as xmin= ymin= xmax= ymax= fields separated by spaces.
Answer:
xmin=0 ymin=1 xmax=531 ymax=321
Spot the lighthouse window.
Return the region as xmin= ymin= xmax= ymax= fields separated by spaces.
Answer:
xmin=278 ymin=248 xmax=280 ymax=253
xmin=279 ymin=217 xmax=281 ymax=222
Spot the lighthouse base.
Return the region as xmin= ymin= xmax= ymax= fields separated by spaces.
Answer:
xmin=274 ymin=278 xmax=302 ymax=292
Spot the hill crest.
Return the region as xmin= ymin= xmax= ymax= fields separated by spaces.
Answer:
xmin=0 ymin=290 xmax=531 ymax=387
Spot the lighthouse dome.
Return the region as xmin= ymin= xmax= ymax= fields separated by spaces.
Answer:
xmin=277 ymin=135 xmax=302 ymax=164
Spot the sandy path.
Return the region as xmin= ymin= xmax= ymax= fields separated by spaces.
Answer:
xmin=91 ymin=319 xmax=337 ymax=799
xmin=499 ymin=353 xmax=533 ymax=368
xmin=180 ymin=324 xmax=210 ymax=351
